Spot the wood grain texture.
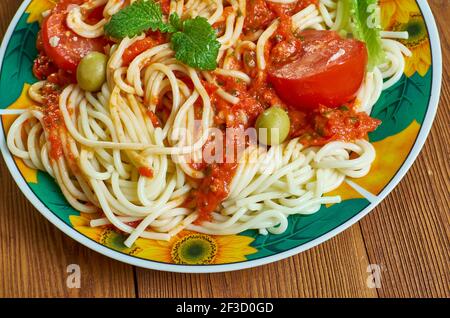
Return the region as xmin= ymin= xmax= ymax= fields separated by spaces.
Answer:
xmin=0 ymin=0 xmax=448 ymax=298
xmin=136 ymin=225 xmax=377 ymax=298
xmin=358 ymin=0 xmax=450 ymax=298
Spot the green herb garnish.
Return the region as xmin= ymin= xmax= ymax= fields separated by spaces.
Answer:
xmin=104 ymin=0 xmax=168 ymax=38
xmin=104 ymin=0 xmax=220 ymax=71
xmin=170 ymin=15 xmax=221 ymax=71
xmin=349 ymin=0 xmax=385 ymax=70
xmin=168 ymin=12 xmax=182 ymax=32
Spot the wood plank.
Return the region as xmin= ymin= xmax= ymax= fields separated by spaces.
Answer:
xmin=359 ymin=0 xmax=450 ymax=298
xmin=0 ymin=0 xmax=136 ymax=298
xmin=136 ymin=225 xmax=378 ymax=298
xmin=0 ymin=0 xmax=19 ymax=35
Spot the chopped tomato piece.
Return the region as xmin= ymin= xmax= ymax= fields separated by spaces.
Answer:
xmin=268 ymin=30 xmax=368 ymax=110
xmin=41 ymin=1 xmax=106 ymax=73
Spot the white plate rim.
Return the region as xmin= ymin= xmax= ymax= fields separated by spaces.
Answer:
xmin=0 ymin=0 xmax=442 ymax=273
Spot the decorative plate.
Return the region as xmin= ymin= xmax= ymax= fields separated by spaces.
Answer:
xmin=0 ymin=0 xmax=442 ymax=272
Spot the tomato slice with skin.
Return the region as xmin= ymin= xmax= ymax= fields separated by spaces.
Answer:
xmin=41 ymin=0 xmax=106 ymax=73
xmin=268 ymin=30 xmax=368 ymax=111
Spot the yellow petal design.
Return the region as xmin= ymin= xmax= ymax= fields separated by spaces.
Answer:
xmin=14 ymin=158 xmax=38 ymax=183
xmin=2 ymin=84 xmax=35 ymax=131
xmin=69 ymin=215 xmax=105 ymax=242
xmin=351 ymin=121 xmax=420 ymax=195
xmin=215 ymin=235 xmax=257 ymax=263
xmin=380 ymin=1 xmax=431 ymax=77
xmin=404 ymin=38 xmax=431 ymax=77
xmin=380 ymin=0 xmax=420 ymax=29
xmin=134 ymin=230 xmax=257 ymax=264
xmin=26 ymin=0 xmax=57 ymax=24
xmin=70 ymin=214 xmax=142 ymax=255
xmin=325 ymin=181 xmax=364 ymax=206
xmin=2 ymin=84 xmax=38 ymax=183
xmin=134 ymin=238 xmax=173 ymax=263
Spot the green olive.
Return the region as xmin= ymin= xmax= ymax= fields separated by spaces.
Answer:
xmin=77 ymin=52 xmax=107 ymax=92
xmin=256 ymin=106 xmax=290 ymax=145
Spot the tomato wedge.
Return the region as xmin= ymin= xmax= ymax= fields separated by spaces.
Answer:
xmin=41 ymin=0 xmax=106 ymax=73
xmin=268 ymin=30 xmax=368 ymax=111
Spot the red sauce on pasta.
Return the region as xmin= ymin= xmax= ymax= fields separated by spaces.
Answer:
xmin=192 ymin=161 xmax=238 ymax=223
xmin=289 ymin=105 xmax=381 ymax=146
xmin=267 ymin=0 xmax=318 ymax=17
xmin=122 ymin=33 xmax=165 ymax=66
xmin=41 ymin=84 xmax=64 ymax=160
xmin=245 ymin=0 xmax=318 ymax=31
xmin=189 ymin=12 xmax=380 ymax=222
xmin=138 ymin=167 xmax=154 ymax=178
xmin=28 ymin=0 xmax=381 ymax=226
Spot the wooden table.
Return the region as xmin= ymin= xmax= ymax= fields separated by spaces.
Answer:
xmin=0 ymin=0 xmax=448 ymax=298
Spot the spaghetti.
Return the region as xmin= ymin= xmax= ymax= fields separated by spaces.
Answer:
xmin=6 ymin=0 xmax=411 ymax=247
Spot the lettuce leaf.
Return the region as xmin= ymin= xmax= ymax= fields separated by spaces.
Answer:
xmin=349 ymin=0 xmax=385 ymax=70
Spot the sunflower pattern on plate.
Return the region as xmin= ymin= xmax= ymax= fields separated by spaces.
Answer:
xmin=25 ymin=0 xmax=56 ymax=23
xmin=381 ymin=0 xmax=431 ymax=77
xmin=0 ymin=0 xmax=435 ymax=265
xmin=70 ymin=214 xmax=257 ymax=264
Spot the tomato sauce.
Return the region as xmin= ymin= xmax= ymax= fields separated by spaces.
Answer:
xmin=289 ymin=105 xmax=381 ymax=146
xmin=212 ymin=6 xmax=235 ymax=36
xmin=188 ymin=72 xmax=289 ymax=222
xmin=40 ymin=83 xmax=64 ymax=160
xmin=192 ymin=162 xmax=238 ymax=223
xmin=33 ymin=53 xmax=58 ymax=80
xmin=146 ymin=110 xmax=161 ymax=128
xmin=212 ymin=75 xmax=265 ymax=128
xmin=138 ymin=167 xmax=154 ymax=178
xmin=33 ymin=34 xmax=76 ymax=85
xmin=245 ymin=0 xmax=318 ymax=31
xmin=187 ymin=126 xmax=244 ymax=223
xmin=159 ymin=0 xmax=171 ymax=15
xmin=191 ymin=15 xmax=380 ymax=223
xmin=32 ymin=0 xmax=379 ymax=225
xmin=269 ymin=16 xmax=303 ymax=66
xmin=84 ymin=4 xmax=106 ymax=24
xmin=244 ymin=0 xmax=276 ymax=31
xmin=122 ymin=33 xmax=165 ymax=66
xmin=267 ymin=0 xmax=318 ymax=17
xmin=122 ymin=38 xmax=156 ymax=66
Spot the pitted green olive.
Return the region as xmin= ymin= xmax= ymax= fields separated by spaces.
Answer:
xmin=256 ymin=106 xmax=290 ymax=145
xmin=77 ymin=52 xmax=107 ymax=92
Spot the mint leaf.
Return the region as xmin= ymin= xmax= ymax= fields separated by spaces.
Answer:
xmin=350 ymin=0 xmax=385 ymax=70
xmin=170 ymin=16 xmax=221 ymax=71
xmin=158 ymin=13 xmax=180 ymax=34
xmin=169 ymin=13 xmax=182 ymax=32
xmin=104 ymin=0 xmax=167 ymax=38
xmin=104 ymin=3 xmax=221 ymax=70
